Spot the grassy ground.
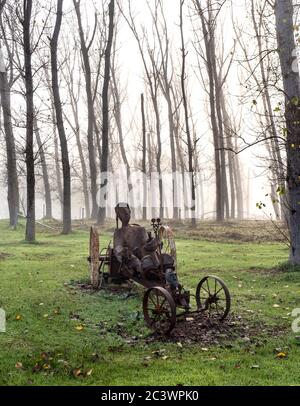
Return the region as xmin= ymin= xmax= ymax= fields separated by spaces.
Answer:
xmin=0 ymin=219 xmax=300 ymax=386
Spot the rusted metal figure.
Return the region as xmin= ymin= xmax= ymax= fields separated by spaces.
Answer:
xmin=88 ymin=203 xmax=231 ymax=334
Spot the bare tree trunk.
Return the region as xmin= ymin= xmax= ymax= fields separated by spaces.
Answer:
xmin=148 ymin=0 xmax=178 ymax=220
xmin=111 ymin=55 xmax=135 ymax=215
xmin=141 ymin=93 xmax=147 ymax=220
xmin=122 ymin=5 xmax=163 ymax=219
xmin=63 ymin=59 xmax=90 ymax=219
xmin=275 ymin=0 xmax=300 ymax=264
xmin=33 ymin=114 xmax=52 ymax=219
xmin=73 ymin=0 xmax=98 ymax=219
xmin=195 ymin=1 xmax=223 ymax=221
xmin=23 ymin=0 xmax=35 ymax=241
xmin=42 ymin=66 xmax=63 ymax=218
xmin=233 ymin=141 xmax=243 ymax=220
xmin=97 ymin=0 xmax=115 ymax=225
xmin=180 ymin=0 xmax=196 ymax=227
xmin=250 ymin=0 xmax=285 ymax=221
xmin=50 ymin=0 xmax=71 ymax=234
xmin=208 ymin=10 xmax=229 ymax=219
xmin=219 ymin=90 xmax=235 ymax=219
xmin=53 ymin=128 xmax=63 ymax=219
xmin=0 ymin=47 xmax=19 ymax=227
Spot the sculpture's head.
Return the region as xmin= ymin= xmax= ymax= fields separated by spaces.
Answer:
xmin=115 ymin=202 xmax=131 ymax=227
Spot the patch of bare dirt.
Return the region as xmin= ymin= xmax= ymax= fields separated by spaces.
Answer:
xmin=146 ymin=312 xmax=287 ymax=346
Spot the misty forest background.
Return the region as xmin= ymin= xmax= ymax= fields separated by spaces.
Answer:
xmin=1 ymin=0 xmax=300 ymax=264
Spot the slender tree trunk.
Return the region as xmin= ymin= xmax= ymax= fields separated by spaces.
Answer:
xmin=50 ymin=0 xmax=71 ymax=234
xmin=209 ymin=15 xmax=228 ymax=219
xmin=180 ymin=0 xmax=196 ymax=227
xmin=111 ymin=66 xmax=135 ymax=215
xmin=141 ymin=93 xmax=147 ymax=220
xmin=33 ymin=115 xmax=52 ymax=219
xmin=73 ymin=0 xmax=98 ymax=219
xmin=64 ymin=90 xmax=90 ymax=219
xmin=219 ymin=89 xmax=236 ymax=219
xmin=53 ymin=128 xmax=63 ymax=219
xmin=166 ymin=94 xmax=179 ymax=220
xmin=275 ymin=0 xmax=300 ymax=264
xmin=196 ymin=1 xmax=223 ymax=221
xmin=0 ymin=48 xmax=19 ymax=227
xmin=97 ymin=0 xmax=115 ymax=225
xmin=23 ymin=0 xmax=35 ymax=241
xmin=153 ymin=101 xmax=163 ymax=220
xmin=250 ymin=0 xmax=285 ymax=221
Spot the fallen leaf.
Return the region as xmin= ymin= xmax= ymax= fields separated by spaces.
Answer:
xmin=75 ymin=324 xmax=84 ymax=331
xmin=15 ymin=315 xmax=22 ymax=321
xmin=72 ymin=368 xmax=82 ymax=377
xmin=85 ymin=368 xmax=93 ymax=377
xmin=177 ymin=342 xmax=183 ymax=348
xmin=15 ymin=362 xmax=23 ymax=369
xmin=276 ymin=352 xmax=287 ymax=359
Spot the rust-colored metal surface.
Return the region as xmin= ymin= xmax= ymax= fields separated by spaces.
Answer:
xmin=143 ymin=286 xmax=176 ymax=334
xmin=87 ymin=207 xmax=231 ymax=335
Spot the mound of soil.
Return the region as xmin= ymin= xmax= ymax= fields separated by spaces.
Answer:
xmin=146 ymin=312 xmax=285 ymax=346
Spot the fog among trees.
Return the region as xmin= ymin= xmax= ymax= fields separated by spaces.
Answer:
xmin=0 ymin=0 xmax=300 ymax=263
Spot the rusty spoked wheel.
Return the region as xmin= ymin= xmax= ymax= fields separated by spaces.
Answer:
xmin=143 ymin=287 xmax=176 ymax=334
xmin=196 ymin=275 xmax=231 ymax=321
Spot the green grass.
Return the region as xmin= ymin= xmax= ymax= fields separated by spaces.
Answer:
xmin=1 ymin=220 xmax=300 ymax=386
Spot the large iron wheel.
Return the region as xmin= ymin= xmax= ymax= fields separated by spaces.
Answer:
xmin=143 ymin=286 xmax=176 ymax=334
xmin=196 ymin=275 xmax=231 ymax=320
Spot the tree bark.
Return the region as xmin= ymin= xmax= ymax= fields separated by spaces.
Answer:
xmin=63 ymin=60 xmax=90 ymax=219
xmin=195 ymin=0 xmax=223 ymax=221
xmin=275 ymin=0 xmax=300 ymax=264
xmin=73 ymin=0 xmax=98 ymax=219
xmin=97 ymin=0 xmax=115 ymax=225
xmin=180 ymin=0 xmax=196 ymax=227
xmin=50 ymin=0 xmax=71 ymax=234
xmin=23 ymin=0 xmax=35 ymax=241
xmin=33 ymin=114 xmax=52 ymax=219
xmin=111 ymin=56 xmax=135 ymax=215
xmin=0 ymin=47 xmax=19 ymax=227
xmin=141 ymin=93 xmax=147 ymax=220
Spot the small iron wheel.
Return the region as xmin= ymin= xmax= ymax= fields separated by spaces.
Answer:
xmin=143 ymin=286 xmax=176 ymax=334
xmin=196 ymin=275 xmax=231 ymax=320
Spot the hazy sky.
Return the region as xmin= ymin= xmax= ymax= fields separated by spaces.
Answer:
xmin=0 ymin=0 xmax=279 ymax=219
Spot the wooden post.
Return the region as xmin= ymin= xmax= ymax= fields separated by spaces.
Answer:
xmin=89 ymin=226 xmax=100 ymax=288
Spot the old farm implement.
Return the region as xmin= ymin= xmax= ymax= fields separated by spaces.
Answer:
xmin=88 ymin=214 xmax=231 ymax=335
